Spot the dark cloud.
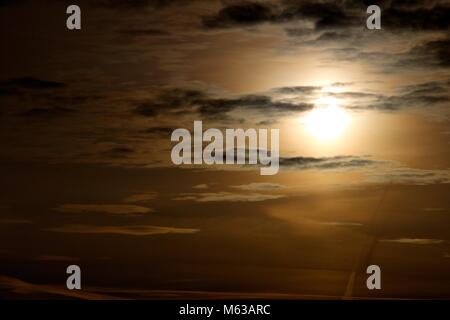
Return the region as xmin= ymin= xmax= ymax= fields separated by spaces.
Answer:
xmin=280 ymin=156 xmax=379 ymax=170
xmin=204 ymin=0 xmax=450 ymax=33
xmin=257 ymin=119 xmax=278 ymax=126
xmin=144 ymin=127 xmax=174 ymax=136
xmin=203 ymin=0 xmax=360 ymax=30
xmin=0 ymin=78 xmax=100 ymax=118
xmin=331 ymin=82 xmax=355 ymax=87
xmin=94 ymin=0 xmax=170 ymax=9
xmin=315 ymin=31 xmax=353 ymax=42
xmin=408 ymin=38 xmax=450 ymax=67
xmin=329 ymin=36 xmax=450 ymax=72
xmin=0 ymin=77 xmax=65 ymax=96
xmin=273 ymin=85 xmax=321 ymax=94
xmin=0 ymin=0 xmax=27 ymax=7
xmin=102 ymin=146 xmax=136 ymax=158
xmin=400 ymin=81 xmax=450 ymax=96
xmin=382 ymin=5 xmax=450 ymax=31
xmin=331 ymin=91 xmax=380 ymax=99
xmin=284 ymin=1 xmax=359 ymax=30
xmin=95 ymin=0 xmax=207 ymax=9
xmin=346 ymin=79 xmax=450 ymax=111
xmin=134 ymin=88 xmax=206 ymax=117
xmin=284 ymin=27 xmax=314 ymax=37
xmin=197 ymin=95 xmax=313 ymax=117
xmin=133 ymin=78 xmax=450 ymax=119
xmin=134 ymin=88 xmax=313 ymax=118
xmin=50 ymin=94 xmax=102 ymax=106
xmin=202 ymin=2 xmax=277 ymax=29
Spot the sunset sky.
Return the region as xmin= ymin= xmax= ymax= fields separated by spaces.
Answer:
xmin=1 ymin=0 xmax=449 ymax=299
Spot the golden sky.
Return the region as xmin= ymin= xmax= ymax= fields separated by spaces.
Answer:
xmin=0 ymin=0 xmax=449 ymax=299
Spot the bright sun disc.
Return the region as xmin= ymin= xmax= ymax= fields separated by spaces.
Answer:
xmin=304 ymin=98 xmax=350 ymax=142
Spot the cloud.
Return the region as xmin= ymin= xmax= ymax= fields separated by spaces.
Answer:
xmin=407 ymin=38 xmax=450 ymax=67
xmin=317 ymin=221 xmax=363 ymax=227
xmin=277 ymin=155 xmax=450 ymax=186
xmin=143 ymin=127 xmax=174 ymax=136
xmin=0 ymin=0 xmax=27 ymax=7
xmin=382 ymin=4 xmax=450 ymax=31
xmin=134 ymin=88 xmax=206 ymax=117
xmin=231 ymin=182 xmax=286 ymax=191
xmin=174 ymin=191 xmax=285 ymax=202
xmin=133 ymin=88 xmax=313 ymax=119
xmin=202 ymin=2 xmax=277 ymax=29
xmin=197 ymin=95 xmax=313 ymax=117
xmin=123 ymin=192 xmax=158 ymax=203
xmin=0 ymin=77 xmax=66 ymax=98
xmin=121 ymin=79 xmax=449 ymax=157
xmin=314 ymin=31 xmax=353 ymax=42
xmin=338 ymin=79 xmax=450 ymax=111
xmin=55 ymin=204 xmax=153 ymax=215
xmin=130 ymin=79 xmax=449 ymax=124
xmin=380 ymin=238 xmax=445 ymax=245
xmin=285 ymin=1 xmax=358 ymax=31
xmin=101 ymin=146 xmax=136 ymax=159
xmin=280 ymin=156 xmax=379 ymax=170
xmin=46 ymin=224 xmax=199 ymax=236
xmin=329 ymin=37 xmax=450 ymax=73
xmin=201 ymin=1 xmax=358 ymax=30
xmin=203 ymin=0 xmax=450 ymax=32
xmin=192 ymin=184 xmax=209 ymax=189
xmin=273 ymin=85 xmax=321 ymax=94
xmin=97 ymin=0 xmax=205 ymax=9
xmin=366 ymin=168 xmax=450 ymax=185
xmin=0 ymin=77 xmax=65 ymax=91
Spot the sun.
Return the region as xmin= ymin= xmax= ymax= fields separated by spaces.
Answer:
xmin=303 ymin=96 xmax=350 ymax=142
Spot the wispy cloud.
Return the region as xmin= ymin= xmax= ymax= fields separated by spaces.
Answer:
xmin=380 ymin=238 xmax=445 ymax=245
xmin=174 ymin=192 xmax=285 ymax=202
xmin=46 ymin=225 xmax=199 ymax=236
xmin=123 ymin=192 xmax=158 ymax=203
xmin=280 ymin=156 xmax=380 ymax=170
xmin=55 ymin=204 xmax=153 ymax=215
xmin=367 ymin=168 xmax=450 ymax=185
xmin=317 ymin=221 xmax=363 ymax=227
xmin=231 ymin=182 xmax=286 ymax=191
xmin=192 ymin=184 xmax=209 ymax=189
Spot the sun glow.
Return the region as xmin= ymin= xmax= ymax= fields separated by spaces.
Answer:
xmin=304 ymin=96 xmax=350 ymax=142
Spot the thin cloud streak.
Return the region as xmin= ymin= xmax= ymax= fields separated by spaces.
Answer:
xmin=55 ymin=204 xmax=154 ymax=215
xmin=46 ymin=225 xmax=199 ymax=236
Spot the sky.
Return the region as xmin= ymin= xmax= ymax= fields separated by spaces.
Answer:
xmin=0 ymin=0 xmax=449 ymax=299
